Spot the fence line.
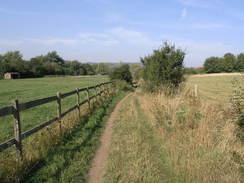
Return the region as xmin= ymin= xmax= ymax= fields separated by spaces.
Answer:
xmin=0 ymin=81 xmax=113 ymax=160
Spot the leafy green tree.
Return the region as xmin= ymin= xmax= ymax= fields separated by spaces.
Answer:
xmin=222 ymin=53 xmax=236 ymax=72
xmin=130 ymin=64 xmax=143 ymax=81
xmin=109 ymin=64 xmax=133 ymax=84
xmin=45 ymin=51 xmax=64 ymax=66
xmin=141 ymin=42 xmax=185 ymax=92
xmin=0 ymin=51 xmax=26 ymax=73
xmin=236 ymin=53 xmax=244 ymax=72
xmin=82 ymin=64 xmax=95 ymax=75
xmin=95 ymin=63 xmax=111 ymax=75
xmin=204 ymin=57 xmax=222 ymax=73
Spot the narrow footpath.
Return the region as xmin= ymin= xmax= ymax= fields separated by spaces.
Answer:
xmin=86 ymin=93 xmax=133 ymax=183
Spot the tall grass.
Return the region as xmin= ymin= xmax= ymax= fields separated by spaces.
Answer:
xmin=147 ymin=87 xmax=243 ymax=182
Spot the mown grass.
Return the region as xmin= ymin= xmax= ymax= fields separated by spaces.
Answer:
xmin=0 ymin=76 xmax=108 ymax=143
xmin=0 ymin=86 xmax=128 ymax=182
xmin=187 ymin=75 xmax=243 ymax=103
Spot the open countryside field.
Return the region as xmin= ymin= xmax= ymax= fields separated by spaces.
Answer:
xmin=0 ymin=76 xmax=109 ymax=143
xmin=187 ymin=74 xmax=244 ymax=103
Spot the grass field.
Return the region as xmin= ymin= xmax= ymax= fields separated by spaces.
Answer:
xmin=187 ymin=75 xmax=243 ymax=103
xmin=104 ymin=75 xmax=243 ymax=183
xmin=0 ymin=76 xmax=109 ymax=143
xmin=104 ymin=89 xmax=242 ymax=182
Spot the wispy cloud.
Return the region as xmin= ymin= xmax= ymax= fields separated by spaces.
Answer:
xmin=78 ymin=33 xmax=118 ymax=45
xmin=109 ymin=27 xmax=158 ymax=46
xmin=0 ymin=39 xmax=23 ymax=47
xmin=78 ymin=27 xmax=159 ymax=47
xmin=178 ymin=0 xmax=211 ymax=8
xmin=25 ymin=38 xmax=77 ymax=45
xmin=181 ymin=8 xmax=187 ymax=19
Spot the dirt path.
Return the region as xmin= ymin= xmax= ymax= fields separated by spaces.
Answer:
xmin=86 ymin=93 xmax=133 ymax=183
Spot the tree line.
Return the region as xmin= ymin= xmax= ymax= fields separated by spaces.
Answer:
xmin=0 ymin=51 xmax=112 ymax=79
xmin=203 ymin=53 xmax=244 ymax=73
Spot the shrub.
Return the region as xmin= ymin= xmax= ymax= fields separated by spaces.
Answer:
xmin=113 ymin=80 xmax=134 ymax=92
xmin=141 ymin=42 xmax=185 ymax=92
xmin=109 ymin=64 xmax=133 ymax=84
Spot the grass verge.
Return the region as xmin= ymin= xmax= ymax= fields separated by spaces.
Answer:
xmin=0 ymin=89 xmax=128 ymax=183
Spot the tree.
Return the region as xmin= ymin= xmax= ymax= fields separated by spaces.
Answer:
xmin=130 ymin=64 xmax=143 ymax=81
xmin=204 ymin=57 xmax=222 ymax=73
xmin=236 ymin=53 xmax=244 ymax=72
xmin=95 ymin=63 xmax=111 ymax=75
xmin=141 ymin=42 xmax=185 ymax=92
xmin=0 ymin=51 xmax=26 ymax=73
xmin=109 ymin=64 xmax=133 ymax=84
xmin=222 ymin=53 xmax=236 ymax=72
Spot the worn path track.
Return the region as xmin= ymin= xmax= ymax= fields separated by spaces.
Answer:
xmin=86 ymin=93 xmax=133 ymax=183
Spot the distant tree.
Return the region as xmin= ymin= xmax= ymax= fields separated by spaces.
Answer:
xmin=130 ymin=64 xmax=143 ymax=81
xmin=109 ymin=64 xmax=133 ymax=84
xmin=45 ymin=51 xmax=64 ymax=66
xmin=95 ymin=63 xmax=111 ymax=75
xmin=221 ymin=53 xmax=236 ymax=72
xmin=236 ymin=53 xmax=244 ymax=72
xmin=141 ymin=42 xmax=185 ymax=92
xmin=184 ymin=67 xmax=197 ymax=75
xmin=82 ymin=64 xmax=95 ymax=75
xmin=204 ymin=57 xmax=222 ymax=73
xmin=0 ymin=51 xmax=25 ymax=73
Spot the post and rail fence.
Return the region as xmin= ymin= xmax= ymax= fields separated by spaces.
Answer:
xmin=0 ymin=81 xmax=113 ymax=161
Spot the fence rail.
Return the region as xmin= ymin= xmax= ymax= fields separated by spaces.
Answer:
xmin=0 ymin=81 xmax=112 ymax=160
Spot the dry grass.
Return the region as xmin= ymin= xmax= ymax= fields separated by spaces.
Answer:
xmin=104 ymin=87 xmax=243 ymax=183
xmin=147 ymin=87 xmax=243 ymax=183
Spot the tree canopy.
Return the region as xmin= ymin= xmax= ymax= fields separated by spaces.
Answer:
xmin=141 ymin=42 xmax=185 ymax=92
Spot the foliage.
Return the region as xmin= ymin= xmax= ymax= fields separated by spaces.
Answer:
xmin=141 ymin=42 xmax=185 ymax=92
xmin=231 ymin=77 xmax=244 ymax=141
xmin=109 ymin=64 xmax=133 ymax=84
xmin=0 ymin=50 xmax=100 ymax=78
xmin=129 ymin=63 xmax=143 ymax=81
xmin=94 ymin=63 xmax=111 ymax=75
xmin=204 ymin=52 xmax=244 ymax=73
xmin=113 ymin=80 xmax=134 ymax=92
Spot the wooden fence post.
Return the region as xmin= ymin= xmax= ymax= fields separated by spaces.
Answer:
xmin=56 ymin=92 xmax=62 ymax=134
xmin=86 ymin=87 xmax=90 ymax=110
xmin=76 ymin=88 xmax=80 ymax=118
xmin=13 ymin=99 xmax=22 ymax=161
xmin=95 ymin=86 xmax=98 ymax=103
xmin=194 ymin=84 xmax=198 ymax=98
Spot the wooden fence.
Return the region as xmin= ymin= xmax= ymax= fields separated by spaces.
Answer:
xmin=0 ymin=81 xmax=113 ymax=160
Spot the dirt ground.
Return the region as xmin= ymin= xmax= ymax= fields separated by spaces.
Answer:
xmin=86 ymin=93 xmax=133 ymax=183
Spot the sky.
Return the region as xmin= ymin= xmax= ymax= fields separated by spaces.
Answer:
xmin=0 ymin=0 xmax=243 ymax=67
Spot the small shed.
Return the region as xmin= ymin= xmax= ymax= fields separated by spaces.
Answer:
xmin=4 ymin=72 xmax=20 ymax=80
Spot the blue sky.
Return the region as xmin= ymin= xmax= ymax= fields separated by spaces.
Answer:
xmin=0 ymin=0 xmax=243 ymax=67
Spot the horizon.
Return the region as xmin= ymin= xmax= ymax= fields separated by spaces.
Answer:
xmin=0 ymin=0 xmax=243 ymax=67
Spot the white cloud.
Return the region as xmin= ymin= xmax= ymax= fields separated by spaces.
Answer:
xmin=25 ymin=38 xmax=77 ymax=45
xmin=0 ymin=39 xmax=23 ymax=47
xmin=78 ymin=33 xmax=118 ymax=45
xmin=178 ymin=0 xmax=211 ymax=8
xmin=78 ymin=27 xmax=159 ymax=47
xmin=109 ymin=27 xmax=158 ymax=46
xmin=181 ymin=8 xmax=187 ymax=19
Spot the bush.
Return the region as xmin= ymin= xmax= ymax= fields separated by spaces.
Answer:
xmin=109 ymin=64 xmax=133 ymax=84
xmin=112 ymin=80 xmax=134 ymax=92
xmin=141 ymin=42 xmax=185 ymax=92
